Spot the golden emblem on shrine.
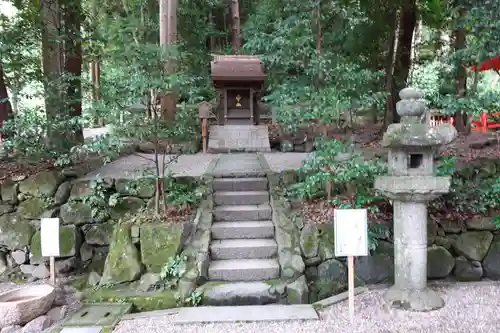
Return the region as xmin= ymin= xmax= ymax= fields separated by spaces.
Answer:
xmin=235 ymin=94 xmax=242 ymax=107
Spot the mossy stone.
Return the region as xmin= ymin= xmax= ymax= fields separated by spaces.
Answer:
xmin=30 ymin=225 xmax=82 ymax=257
xmin=60 ymin=201 xmax=94 ymax=225
xmin=0 ymin=213 xmax=34 ymax=250
xmin=17 ymin=197 xmax=49 ymax=219
xmin=83 ymin=223 xmax=115 ymax=245
xmin=110 ymin=196 xmax=145 ymax=220
xmin=115 ymin=178 xmax=156 ymax=198
xmin=100 ymin=224 xmax=142 ymax=285
xmin=140 ymin=224 xmax=186 ymax=273
xmin=85 ymin=287 xmax=177 ymax=312
xmin=18 ymin=170 xmax=63 ymax=197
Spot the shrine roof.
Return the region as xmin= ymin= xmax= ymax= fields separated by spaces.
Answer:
xmin=211 ymin=55 xmax=266 ymax=82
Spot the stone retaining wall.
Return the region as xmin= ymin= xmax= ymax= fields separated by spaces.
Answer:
xmin=0 ymin=169 xmax=206 ymax=288
xmin=271 ymin=161 xmax=500 ymax=303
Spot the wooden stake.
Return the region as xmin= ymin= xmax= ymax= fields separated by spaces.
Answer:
xmin=49 ymin=256 xmax=56 ymax=285
xmin=202 ymin=118 xmax=207 ymax=153
xmin=348 ymin=255 xmax=355 ymax=323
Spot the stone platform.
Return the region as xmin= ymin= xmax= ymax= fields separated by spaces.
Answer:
xmin=77 ymin=152 xmax=309 ymax=180
xmin=208 ymin=125 xmax=272 ymax=153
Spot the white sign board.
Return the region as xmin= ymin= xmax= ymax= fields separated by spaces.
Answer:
xmin=334 ymin=209 xmax=368 ymax=257
xmin=40 ymin=218 xmax=60 ymax=257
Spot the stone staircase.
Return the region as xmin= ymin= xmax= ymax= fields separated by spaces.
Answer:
xmin=207 ymin=125 xmax=272 ymax=153
xmin=206 ymin=175 xmax=281 ymax=304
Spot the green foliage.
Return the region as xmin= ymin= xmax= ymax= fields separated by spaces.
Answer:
xmin=433 ymin=157 xmax=500 ymax=215
xmin=149 ymin=254 xmax=188 ymax=291
xmin=164 ymin=176 xmax=205 ymax=207
xmin=80 ymin=178 xmax=119 ymax=219
xmin=287 ymin=137 xmax=386 ymax=211
xmin=368 ymin=223 xmax=391 ymax=252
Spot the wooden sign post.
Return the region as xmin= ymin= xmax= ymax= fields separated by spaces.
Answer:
xmin=40 ymin=218 xmax=61 ymax=285
xmin=334 ymin=209 xmax=368 ymax=324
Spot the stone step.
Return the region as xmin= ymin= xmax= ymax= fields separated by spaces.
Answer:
xmin=200 ymin=281 xmax=279 ymax=306
xmin=214 ymin=204 xmax=272 ymax=221
xmin=214 ymin=191 xmax=269 ymax=206
xmin=213 ymin=177 xmax=268 ymax=192
xmin=208 ymin=259 xmax=280 ymax=281
xmin=211 ymin=221 xmax=274 ymax=239
xmin=210 ymin=239 xmax=277 ymax=260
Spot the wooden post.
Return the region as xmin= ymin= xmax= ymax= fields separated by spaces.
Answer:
xmin=249 ymin=88 xmax=254 ymax=125
xmin=223 ymin=88 xmax=228 ymax=124
xmin=202 ymin=118 xmax=207 ymax=153
xmin=347 ymin=255 xmax=355 ymax=323
xmin=50 ymin=256 xmax=56 ymax=285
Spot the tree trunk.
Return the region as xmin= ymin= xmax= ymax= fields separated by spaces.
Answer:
xmin=90 ymin=0 xmax=103 ymax=127
xmin=41 ymin=0 xmax=64 ymax=149
xmin=231 ymin=0 xmax=241 ymax=52
xmin=383 ymin=10 xmax=399 ymax=128
xmin=159 ymin=0 xmax=177 ymax=122
xmin=62 ymin=0 xmax=84 ymax=147
xmin=391 ymin=0 xmax=417 ymax=124
xmin=453 ymin=7 xmax=468 ymax=133
xmin=0 ymin=62 xmax=13 ymax=136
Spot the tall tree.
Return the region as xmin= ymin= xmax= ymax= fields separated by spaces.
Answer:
xmin=391 ymin=0 xmax=417 ymax=123
xmin=0 ymin=61 xmax=13 ymax=136
xmin=231 ymin=0 xmax=241 ymax=52
xmin=159 ymin=0 xmax=178 ymax=121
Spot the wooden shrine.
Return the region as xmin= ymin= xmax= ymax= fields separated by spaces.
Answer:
xmin=210 ymin=55 xmax=266 ymax=125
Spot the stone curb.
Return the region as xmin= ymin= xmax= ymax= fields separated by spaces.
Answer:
xmin=120 ymin=308 xmax=181 ymax=321
xmin=313 ymin=286 xmax=368 ymax=309
xmin=201 ymin=154 xmax=221 ymax=179
xmin=256 ymin=153 xmax=273 ymax=175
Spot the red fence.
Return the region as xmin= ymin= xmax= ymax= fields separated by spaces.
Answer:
xmin=471 ymin=111 xmax=500 ymax=133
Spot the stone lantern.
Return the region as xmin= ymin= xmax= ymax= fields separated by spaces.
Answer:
xmin=374 ymin=87 xmax=457 ymax=312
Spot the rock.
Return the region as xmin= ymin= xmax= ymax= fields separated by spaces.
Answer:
xmin=453 ymin=256 xmax=483 ymax=281
xmin=0 ymin=214 xmax=34 ymax=250
xmin=434 ymin=236 xmax=455 ymax=250
xmin=466 ymin=216 xmax=497 ymax=231
xmin=30 ymin=225 xmax=82 ymax=258
xmin=438 ymin=220 xmax=463 ymax=233
xmin=453 ymin=231 xmax=493 ymax=261
xmin=110 ymin=196 xmax=145 ymax=220
xmin=427 ymin=222 xmax=438 ymax=244
xmin=355 ymin=253 xmax=394 ymax=283
xmin=315 ymin=259 xmax=348 ymax=300
xmin=280 ymin=140 xmax=294 ymax=152
xmin=115 ymin=178 xmax=156 ymax=198
xmin=0 ymin=204 xmax=14 ymax=216
xmin=305 ymin=266 xmax=318 ymax=281
xmin=317 ymin=224 xmax=335 ymax=260
xmin=18 ymin=171 xmax=63 ymax=197
xmin=21 ymin=315 xmax=53 ymax=333
xmin=278 ymin=251 xmax=305 ymax=279
xmin=140 ymin=224 xmax=186 ymax=273
xmin=79 ymin=242 xmax=93 ymax=262
xmin=20 ymin=264 xmax=36 ymax=275
xmin=427 ymin=246 xmax=455 ymax=278
xmin=11 ymin=250 xmax=27 ymax=265
xmin=55 ymin=257 xmax=78 ymax=274
xmin=0 ymin=180 xmax=19 ymax=204
xmin=53 ymin=181 xmax=72 ymax=205
xmin=0 ymin=284 xmax=55 ymax=327
xmin=32 ymin=264 xmax=50 ymax=279
xmin=483 ymin=235 xmax=500 ymax=279
xmin=87 ymin=247 xmax=108 ymax=274
xmin=100 ymin=224 xmax=142 ymax=285
xmin=1 ymin=325 xmax=21 ymax=333
xmin=83 ymin=223 xmax=114 ymax=245
xmin=46 ymin=305 xmax=67 ymax=322
xmin=304 ymin=256 xmax=321 ymax=266
xmin=201 ymin=281 xmax=278 ymax=306
xmin=0 ymin=253 xmax=8 ymax=274
xmin=374 ymin=240 xmax=394 ymax=256
xmin=17 ymin=198 xmax=48 ymax=220
xmin=299 ymin=225 xmax=319 ymax=259
xmin=59 ymin=202 xmax=95 ymax=225
xmin=286 ymin=275 xmax=309 ymax=304
xmin=137 ymin=272 xmax=161 ymax=292
xmin=177 ymin=278 xmax=196 ymax=299
xmin=87 ymin=271 xmax=101 ymax=286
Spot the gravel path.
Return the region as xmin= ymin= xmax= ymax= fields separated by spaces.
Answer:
xmin=114 ymin=282 xmax=500 ymax=333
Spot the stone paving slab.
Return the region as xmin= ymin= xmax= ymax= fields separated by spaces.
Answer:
xmin=209 ymin=153 xmax=264 ymax=177
xmin=60 ymin=328 xmax=104 ymax=333
xmin=262 ymin=153 xmax=309 ymax=172
xmin=172 ymin=305 xmax=319 ymax=324
xmin=79 ymin=153 xmax=219 ymax=180
xmin=208 ymin=125 xmax=271 ymax=153
xmin=62 ymin=303 xmax=132 ymax=328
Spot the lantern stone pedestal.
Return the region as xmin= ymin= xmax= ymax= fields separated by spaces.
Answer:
xmin=374 ymin=87 xmax=457 ymax=312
